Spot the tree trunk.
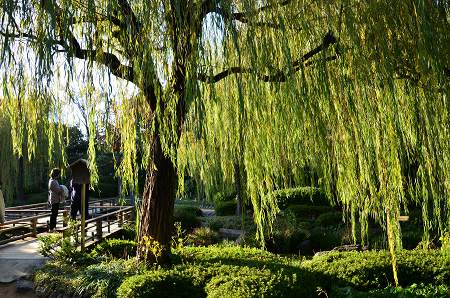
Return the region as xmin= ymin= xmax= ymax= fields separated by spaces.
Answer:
xmin=234 ymin=161 xmax=242 ymax=216
xmin=137 ymin=133 xmax=177 ymax=265
xmin=17 ymin=155 xmax=25 ymax=202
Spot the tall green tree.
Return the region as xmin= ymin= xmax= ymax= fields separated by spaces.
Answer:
xmin=1 ymin=1 xmax=449 ymax=282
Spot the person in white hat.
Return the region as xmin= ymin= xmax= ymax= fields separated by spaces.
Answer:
xmin=48 ymin=168 xmax=64 ymax=231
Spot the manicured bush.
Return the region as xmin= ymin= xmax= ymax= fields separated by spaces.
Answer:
xmin=35 ymin=244 xmax=450 ymax=298
xmin=285 ymin=204 xmax=333 ymax=220
xmin=188 ymin=227 xmax=219 ymax=246
xmin=117 ymin=270 xmax=206 ymax=298
xmin=175 ymin=205 xmax=203 ymax=216
xmin=315 ymin=211 xmax=343 ymax=226
xmin=214 ymin=200 xmax=237 ymax=216
xmin=302 ymin=249 xmax=450 ymax=290
xmin=173 ymin=206 xmax=202 ymax=231
xmin=331 ymin=283 xmax=450 ymax=297
xmin=205 ymin=266 xmax=298 ymax=298
xmin=90 ymin=239 xmax=137 ymax=259
xmin=272 ymin=187 xmax=328 ymax=209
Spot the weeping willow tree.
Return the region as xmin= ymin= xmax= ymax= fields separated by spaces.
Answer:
xmin=1 ymin=0 xmax=449 ymax=280
xmin=0 ymin=77 xmax=66 ymax=205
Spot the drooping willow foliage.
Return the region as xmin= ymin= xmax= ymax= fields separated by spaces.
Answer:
xmin=0 ymin=75 xmax=66 ymax=204
xmin=0 ymin=0 xmax=449 ymax=280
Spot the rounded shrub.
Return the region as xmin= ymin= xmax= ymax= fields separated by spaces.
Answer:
xmin=188 ymin=227 xmax=219 ymax=246
xmin=303 ymin=249 xmax=450 ymax=290
xmin=205 ymin=267 xmax=298 ymax=298
xmin=214 ymin=201 xmax=237 ymax=216
xmin=273 ymin=187 xmax=328 ymax=209
xmin=315 ymin=211 xmax=343 ymax=226
xmin=117 ymin=271 xmax=206 ymax=298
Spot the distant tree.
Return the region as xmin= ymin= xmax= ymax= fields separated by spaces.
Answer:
xmin=66 ymin=126 xmax=88 ymax=163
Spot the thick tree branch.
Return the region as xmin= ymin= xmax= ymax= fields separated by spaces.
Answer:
xmin=198 ymin=31 xmax=337 ymax=83
xmin=117 ymin=0 xmax=141 ymax=32
xmin=202 ymin=0 xmax=292 ymax=29
xmin=37 ymin=0 xmax=135 ymax=83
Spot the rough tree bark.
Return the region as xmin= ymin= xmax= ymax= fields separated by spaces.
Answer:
xmin=137 ymin=132 xmax=178 ymax=264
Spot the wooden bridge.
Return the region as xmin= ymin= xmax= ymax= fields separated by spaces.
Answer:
xmin=0 ymin=198 xmax=135 ymax=282
xmin=0 ymin=197 xmax=134 ymax=247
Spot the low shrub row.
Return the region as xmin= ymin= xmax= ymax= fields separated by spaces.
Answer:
xmin=272 ymin=187 xmax=329 ymax=209
xmin=214 ymin=201 xmax=237 ymax=216
xmin=303 ymin=249 xmax=450 ymax=291
xmin=35 ymin=243 xmax=450 ymax=298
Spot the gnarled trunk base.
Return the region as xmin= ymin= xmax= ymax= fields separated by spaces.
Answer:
xmin=137 ymin=134 xmax=177 ymax=265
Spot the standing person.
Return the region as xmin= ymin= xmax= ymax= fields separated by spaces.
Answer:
xmin=48 ymin=168 xmax=64 ymax=231
xmin=0 ymin=183 xmax=5 ymax=224
xmin=69 ymin=179 xmax=89 ymax=220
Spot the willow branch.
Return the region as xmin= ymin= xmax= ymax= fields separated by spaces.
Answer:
xmin=198 ymin=31 xmax=337 ymax=83
xmin=202 ymin=0 xmax=292 ymax=29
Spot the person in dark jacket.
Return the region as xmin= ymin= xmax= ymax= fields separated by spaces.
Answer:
xmin=48 ymin=168 xmax=64 ymax=231
xmin=69 ymin=179 xmax=89 ymax=220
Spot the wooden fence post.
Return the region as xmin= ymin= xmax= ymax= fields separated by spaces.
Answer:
xmin=31 ymin=218 xmax=37 ymax=237
xmin=81 ymin=184 xmax=86 ymax=251
xmin=63 ymin=210 xmax=68 ymax=227
xmin=118 ymin=210 xmax=123 ymax=227
xmin=96 ymin=219 xmax=103 ymax=240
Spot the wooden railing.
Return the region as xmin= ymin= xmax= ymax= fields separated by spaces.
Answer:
xmin=59 ymin=206 xmax=134 ymax=250
xmin=0 ymin=209 xmax=69 ymax=246
xmin=0 ymin=197 xmax=134 ymax=247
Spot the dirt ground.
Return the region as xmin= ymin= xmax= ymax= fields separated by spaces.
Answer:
xmin=0 ymin=283 xmax=37 ymax=298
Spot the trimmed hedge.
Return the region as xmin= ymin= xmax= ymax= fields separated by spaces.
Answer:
xmin=285 ymin=204 xmax=333 ymax=220
xmin=188 ymin=227 xmax=219 ymax=246
xmin=117 ymin=270 xmax=205 ymax=298
xmin=331 ymin=283 xmax=450 ymax=297
xmin=303 ymin=250 xmax=450 ymax=290
xmin=314 ymin=211 xmax=343 ymax=226
xmin=35 ymin=244 xmax=450 ymax=298
xmin=272 ymin=187 xmax=328 ymax=209
xmin=214 ymin=200 xmax=237 ymax=216
xmin=175 ymin=206 xmax=203 ymax=216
